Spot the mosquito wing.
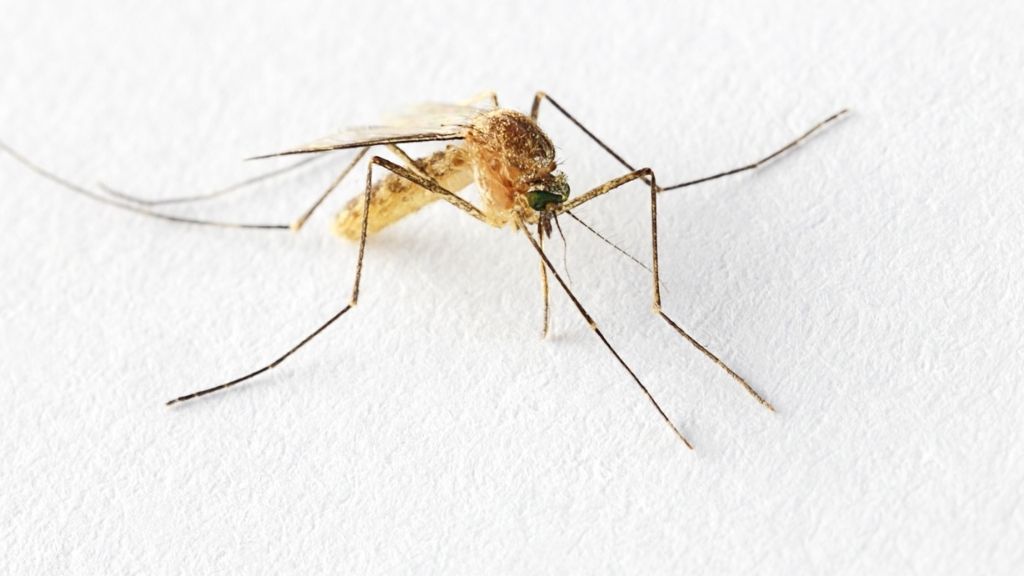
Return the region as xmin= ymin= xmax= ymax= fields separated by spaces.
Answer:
xmin=248 ymin=102 xmax=488 ymax=160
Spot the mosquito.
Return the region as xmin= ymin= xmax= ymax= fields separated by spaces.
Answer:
xmin=0 ymin=91 xmax=848 ymax=449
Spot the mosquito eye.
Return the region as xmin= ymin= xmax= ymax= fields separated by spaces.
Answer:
xmin=527 ymin=190 xmax=564 ymax=211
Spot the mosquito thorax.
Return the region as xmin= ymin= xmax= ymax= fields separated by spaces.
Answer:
xmin=464 ymin=109 xmax=559 ymax=218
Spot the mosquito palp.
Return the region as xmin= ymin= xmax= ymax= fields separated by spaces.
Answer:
xmin=564 ymin=210 xmax=653 ymax=275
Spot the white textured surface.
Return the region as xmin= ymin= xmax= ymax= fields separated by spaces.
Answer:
xmin=2 ymin=1 xmax=1022 ymax=574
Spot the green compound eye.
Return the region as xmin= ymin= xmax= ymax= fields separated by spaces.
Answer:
xmin=527 ymin=190 xmax=565 ymax=211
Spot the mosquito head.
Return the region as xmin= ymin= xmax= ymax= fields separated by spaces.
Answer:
xmin=526 ymin=171 xmax=570 ymax=212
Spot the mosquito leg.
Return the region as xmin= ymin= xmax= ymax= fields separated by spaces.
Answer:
xmin=658 ymin=109 xmax=848 ymax=191
xmin=165 ymin=156 xmax=485 ymax=405
xmin=530 ymin=91 xmax=847 ymax=191
xmin=519 ymin=215 xmax=693 ymax=449
xmin=99 ymin=154 xmax=328 ymax=207
xmin=531 ymin=91 xmax=644 ymax=182
xmin=558 ymin=169 xmax=775 ymax=411
xmin=385 ymin=144 xmax=433 ymax=179
xmin=0 ymin=139 xmax=291 ymax=230
xmin=290 ymin=147 xmax=370 ymax=231
xmin=363 ymin=157 xmax=488 ymax=223
xmin=538 ymin=221 xmax=551 ymax=338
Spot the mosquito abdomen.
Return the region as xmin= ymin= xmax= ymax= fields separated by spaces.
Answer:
xmin=334 ymin=145 xmax=473 ymax=240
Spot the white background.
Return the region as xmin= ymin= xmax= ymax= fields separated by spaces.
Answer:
xmin=1 ymin=1 xmax=1022 ymax=574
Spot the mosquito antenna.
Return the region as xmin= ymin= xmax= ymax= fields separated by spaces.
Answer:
xmin=563 ymin=210 xmax=654 ymax=276
xmin=0 ymin=140 xmax=290 ymax=230
xmin=98 ymin=154 xmax=326 ymax=206
xmin=551 ymin=211 xmax=573 ymax=284
xmin=519 ymin=215 xmax=693 ymax=449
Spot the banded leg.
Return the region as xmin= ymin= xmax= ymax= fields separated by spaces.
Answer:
xmin=531 ymin=91 xmax=847 ymax=191
xmin=559 ymin=168 xmax=775 ymax=411
xmin=165 ymin=155 xmax=486 ymax=405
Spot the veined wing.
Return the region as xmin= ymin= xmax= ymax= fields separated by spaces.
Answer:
xmin=248 ymin=102 xmax=488 ymax=160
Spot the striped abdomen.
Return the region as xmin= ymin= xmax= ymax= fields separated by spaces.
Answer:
xmin=333 ymin=145 xmax=474 ymax=241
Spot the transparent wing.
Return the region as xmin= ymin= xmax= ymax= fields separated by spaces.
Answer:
xmin=248 ymin=102 xmax=488 ymax=160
